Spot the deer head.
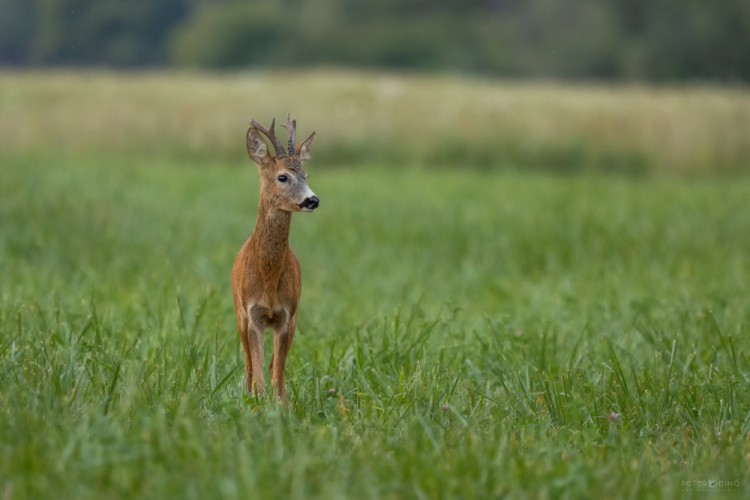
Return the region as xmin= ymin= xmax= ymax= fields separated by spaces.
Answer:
xmin=246 ymin=114 xmax=319 ymax=212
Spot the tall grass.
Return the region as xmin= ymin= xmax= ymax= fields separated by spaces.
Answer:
xmin=2 ymin=70 xmax=749 ymax=174
xmin=2 ymin=150 xmax=749 ymax=498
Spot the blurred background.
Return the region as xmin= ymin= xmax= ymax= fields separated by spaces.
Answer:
xmin=2 ymin=0 xmax=750 ymax=176
xmin=2 ymin=0 xmax=749 ymax=82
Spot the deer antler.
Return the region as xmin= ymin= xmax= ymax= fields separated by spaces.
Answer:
xmin=281 ymin=113 xmax=296 ymax=155
xmin=250 ymin=118 xmax=286 ymax=156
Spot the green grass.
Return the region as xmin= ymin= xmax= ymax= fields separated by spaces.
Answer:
xmin=0 ymin=153 xmax=750 ymax=498
xmin=1 ymin=149 xmax=749 ymax=499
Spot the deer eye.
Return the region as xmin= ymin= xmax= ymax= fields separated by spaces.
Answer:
xmin=277 ymin=175 xmax=288 ymax=183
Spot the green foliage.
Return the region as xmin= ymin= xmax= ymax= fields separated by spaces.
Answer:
xmin=2 ymin=0 xmax=750 ymax=81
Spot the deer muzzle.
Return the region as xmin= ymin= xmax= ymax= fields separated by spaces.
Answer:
xmin=300 ymin=195 xmax=320 ymax=211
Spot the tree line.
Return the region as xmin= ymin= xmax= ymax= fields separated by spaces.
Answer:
xmin=2 ymin=0 xmax=748 ymax=82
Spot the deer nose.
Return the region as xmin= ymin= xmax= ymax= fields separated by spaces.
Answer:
xmin=301 ymin=195 xmax=319 ymax=210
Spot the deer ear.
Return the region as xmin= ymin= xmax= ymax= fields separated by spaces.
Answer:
xmin=296 ymin=132 xmax=316 ymax=162
xmin=247 ymin=127 xmax=271 ymax=167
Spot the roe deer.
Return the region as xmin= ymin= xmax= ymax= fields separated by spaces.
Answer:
xmin=232 ymin=114 xmax=318 ymax=401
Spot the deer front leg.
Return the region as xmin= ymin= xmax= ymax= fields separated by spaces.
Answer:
xmin=247 ymin=312 xmax=266 ymax=398
xmin=271 ymin=313 xmax=296 ymax=402
xmin=236 ymin=311 xmax=254 ymax=394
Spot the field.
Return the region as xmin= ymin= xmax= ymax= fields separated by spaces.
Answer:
xmin=1 ymin=71 xmax=750 ymax=499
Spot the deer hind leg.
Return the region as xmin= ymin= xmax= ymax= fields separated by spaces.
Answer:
xmin=271 ymin=312 xmax=297 ymax=402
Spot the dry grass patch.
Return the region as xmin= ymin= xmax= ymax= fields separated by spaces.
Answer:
xmin=1 ymin=70 xmax=749 ymax=173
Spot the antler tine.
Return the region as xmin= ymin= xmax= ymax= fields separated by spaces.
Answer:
xmin=281 ymin=113 xmax=296 ymax=155
xmin=250 ymin=117 xmax=286 ymax=156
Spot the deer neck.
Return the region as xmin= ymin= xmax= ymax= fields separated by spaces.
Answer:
xmin=251 ymin=196 xmax=292 ymax=287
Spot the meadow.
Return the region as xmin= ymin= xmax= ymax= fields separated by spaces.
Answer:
xmin=1 ymin=71 xmax=749 ymax=499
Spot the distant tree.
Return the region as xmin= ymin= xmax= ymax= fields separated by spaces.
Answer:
xmin=169 ymin=1 xmax=286 ymax=68
xmin=11 ymin=0 xmax=190 ymax=66
xmin=0 ymin=0 xmax=36 ymax=64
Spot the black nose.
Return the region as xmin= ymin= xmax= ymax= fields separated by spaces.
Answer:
xmin=301 ymin=196 xmax=319 ymax=210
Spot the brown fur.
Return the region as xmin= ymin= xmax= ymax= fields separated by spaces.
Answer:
xmin=231 ymin=118 xmax=317 ymax=401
